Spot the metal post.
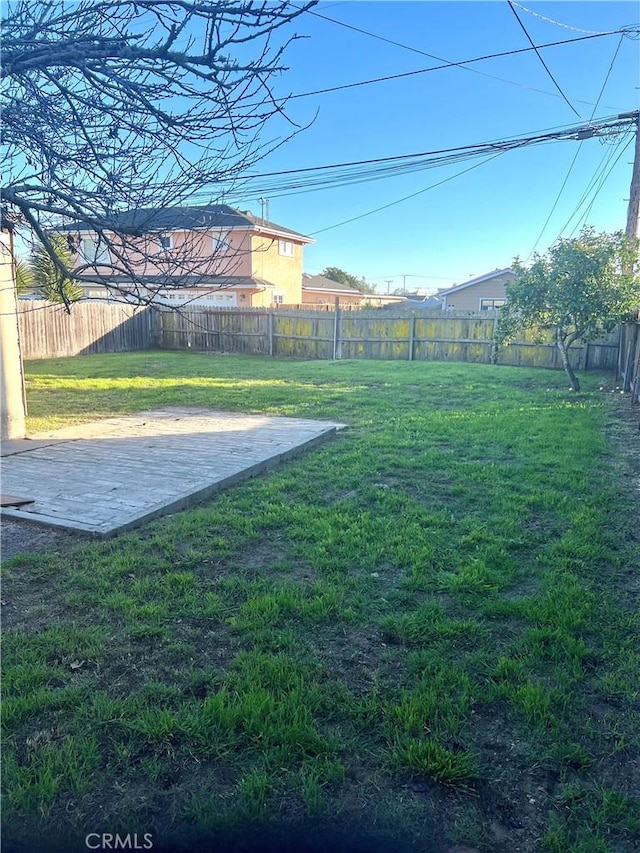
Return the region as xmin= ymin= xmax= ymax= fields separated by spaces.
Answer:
xmin=268 ymin=310 xmax=274 ymax=356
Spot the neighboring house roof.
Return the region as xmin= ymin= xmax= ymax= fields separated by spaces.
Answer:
xmin=438 ymin=268 xmax=515 ymax=297
xmin=60 ymin=204 xmax=313 ymax=243
xmin=80 ymin=274 xmax=277 ymax=291
xmin=302 ymin=273 xmax=364 ymax=296
xmin=407 ymin=295 xmax=443 ymax=308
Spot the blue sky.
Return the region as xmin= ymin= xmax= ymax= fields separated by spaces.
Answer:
xmin=230 ymin=1 xmax=639 ymax=293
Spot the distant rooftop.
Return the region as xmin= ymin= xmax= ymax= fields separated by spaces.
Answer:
xmin=438 ymin=268 xmax=516 ymax=296
xmin=302 ymin=273 xmax=363 ymax=296
xmin=60 ymin=204 xmax=312 ymax=242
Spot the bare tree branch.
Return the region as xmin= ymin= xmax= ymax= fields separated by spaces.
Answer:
xmin=1 ymin=0 xmax=315 ymax=304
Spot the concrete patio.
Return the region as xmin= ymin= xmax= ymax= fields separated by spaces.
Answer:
xmin=0 ymin=408 xmax=346 ymax=536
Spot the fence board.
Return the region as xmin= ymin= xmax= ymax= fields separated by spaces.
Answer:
xmin=18 ymin=300 xmax=156 ymax=359
xmin=20 ymin=301 xmax=620 ymax=374
xmin=155 ymin=307 xmax=621 ymax=372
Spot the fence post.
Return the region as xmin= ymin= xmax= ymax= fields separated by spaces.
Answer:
xmin=268 ymin=310 xmax=274 ymax=356
xmin=623 ymin=322 xmax=639 ymax=391
xmin=490 ymin=312 xmax=500 ymax=365
xmin=332 ymin=297 xmax=340 ymax=360
xmin=408 ymin=315 xmax=415 ymax=361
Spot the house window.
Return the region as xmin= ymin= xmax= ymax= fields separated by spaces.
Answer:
xmin=479 ymin=298 xmax=505 ymax=311
xmin=81 ymin=237 xmax=110 ymax=264
xmin=272 ymin=291 xmax=284 ymax=304
xmin=159 ymin=234 xmax=173 ymax=250
xmin=212 ymin=237 xmax=231 ymax=253
xmin=278 ymin=240 xmax=294 ymax=257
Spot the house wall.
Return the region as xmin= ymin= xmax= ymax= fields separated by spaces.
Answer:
xmin=443 ymin=273 xmax=515 ymax=311
xmin=71 ymin=228 xmax=254 ymax=278
xmin=301 ymin=289 xmax=363 ymax=307
xmin=250 ymin=235 xmax=304 ymax=306
xmin=70 ymin=226 xmax=308 ymax=307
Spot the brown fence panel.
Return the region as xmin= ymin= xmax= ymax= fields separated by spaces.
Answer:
xmin=159 ymin=308 xmax=270 ymax=354
xmin=145 ymin=306 xmax=623 ymax=376
xmin=18 ymin=300 xmax=156 ymax=359
xmin=272 ymin=311 xmax=334 ymax=359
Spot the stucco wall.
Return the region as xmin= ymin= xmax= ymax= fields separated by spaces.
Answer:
xmin=250 ymin=235 xmax=304 ymax=306
xmin=71 ymin=228 xmax=253 ymax=278
xmin=301 ymin=290 xmax=362 ymax=307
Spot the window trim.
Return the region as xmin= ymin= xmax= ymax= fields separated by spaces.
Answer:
xmin=479 ymin=298 xmax=506 ymax=311
xmin=81 ymin=236 xmax=110 ymax=264
xmin=212 ymin=236 xmax=231 ymax=254
xmin=278 ymin=240 xmax=294 ymax=257
xmin=158 ymin=234 xmax=174 ymax=251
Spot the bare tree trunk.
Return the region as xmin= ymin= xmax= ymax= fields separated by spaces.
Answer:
xmin=556 ymin=327 xmax=580 ymax=392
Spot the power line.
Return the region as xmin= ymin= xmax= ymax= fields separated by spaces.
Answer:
xmin=242 ymin=116 xmax=619 ymax=180
xmin=287 ymin=28 xmax=633 ymax=100
xmin=296 ymin=2 xmax=624 ymax=111
xmin=510 ymin=2 xmax=610 ymax=35
xmin=308 ymin=153 xmax=505 ymax=236
xmin=205 ymin=113 xmax=637 ymax=204
xmin=525 ymin=34 xmax=626 ymax=259
xmin=545 ymin=132 xmax=632 ymax=243
xmin=569 ymin=135 xmax=634 ymax=236
xmin=506 ymin=1 xmax=581 ymax=118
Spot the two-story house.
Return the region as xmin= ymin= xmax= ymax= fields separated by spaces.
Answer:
xmin=62 ymin=204 xmax=313 ymax=308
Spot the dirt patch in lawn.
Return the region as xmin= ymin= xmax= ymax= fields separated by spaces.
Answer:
xmin=1 ymin=518 xmax=77 ymax=562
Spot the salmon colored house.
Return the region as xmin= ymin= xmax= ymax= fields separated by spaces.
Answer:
xmin=62 ymin=205 xmax=313 ymax=307
xmin=300 ymin=274 xmax=407 ymax=309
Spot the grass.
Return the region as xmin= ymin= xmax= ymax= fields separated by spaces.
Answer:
xmin=2 ymin=351 xmax=639 ymax=852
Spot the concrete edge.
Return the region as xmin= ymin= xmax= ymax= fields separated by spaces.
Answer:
xmin=1 ymin=425 xmax=345 ymax=538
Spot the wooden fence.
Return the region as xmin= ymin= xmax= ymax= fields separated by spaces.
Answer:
xmin=617 ymin=318 xmax=640 ymax=401
xmin=18 ymin=300 xmax=156 ymax=359
xmin=17 ymin=300 xmax=622 ymax=372
xmin=158 ymin=307 xmax=621 ymax=372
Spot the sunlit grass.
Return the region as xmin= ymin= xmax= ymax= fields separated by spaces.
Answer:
xmin=3 ymin=352 xmax=638 ymax=852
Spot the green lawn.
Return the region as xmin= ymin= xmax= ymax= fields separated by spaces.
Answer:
xmin=2 ymin=352 xmax=639 ymax=853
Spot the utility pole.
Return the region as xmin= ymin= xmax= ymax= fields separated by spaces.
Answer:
xmin=625 ymin=111 xmax=640 ymax=241
xmin=385 ymin=279 xmax=392 ymax=295
xmin=622 ymin=111 xmax=640 ymax=399
xmin=0 ymin=223 xmax=26 ymax=439
xmin=402 ymin=274 xmax=407 ymax=294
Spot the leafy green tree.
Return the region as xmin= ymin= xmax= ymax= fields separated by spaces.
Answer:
xmin=322 ymin=266 xmax=375 ymax=294
xmin=30 ymin=234 xmax=83 ymax=304
xmin=497 ymin=228 xmax=639 ymax=391
xmin=15 ymin=259 xmax=33 ymax=295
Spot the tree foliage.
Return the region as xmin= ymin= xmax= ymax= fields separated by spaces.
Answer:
xmin=30 ymin=235 xmax=83 ymax=304
xmin=497 ymin=227 xmax=639 ymax=391
xmin=1 ymin=0 xmax=314 ymax=303
xmin=321 ymin=266 xmax=375 ymax=294
xmin=15 ymin=258 xmax=33 ymax=296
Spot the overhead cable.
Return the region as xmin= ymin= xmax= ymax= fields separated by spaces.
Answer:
xmin=526 ymin=33 xmax=626 ymax=258
xmin=308 ymin=153 xmax=506 ymax=235
xmin=506 ymin=1 xmax=581 ymax=117
xmin=287 ymin=28 xmax=636 ymax=100
xmin=211 ymin=113 xmax=638 ymax=202
xmin=295 ymin=3 xmax=624 ymax=111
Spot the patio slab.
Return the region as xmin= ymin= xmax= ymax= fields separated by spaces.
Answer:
xmin=0 ymin=408 xmax=347 ymax=537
